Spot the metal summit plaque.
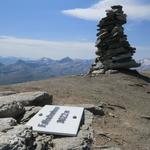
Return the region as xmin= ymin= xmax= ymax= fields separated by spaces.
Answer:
xmin=26 ymin=105 xmax=84 ymax=136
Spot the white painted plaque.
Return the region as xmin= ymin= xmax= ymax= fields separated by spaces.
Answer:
xmin=26 ymin=105 xmax=84 ymax=136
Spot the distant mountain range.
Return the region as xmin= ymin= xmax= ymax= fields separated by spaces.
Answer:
xmin=0 ymin=56 xmax=149 ymax=85
xmin=137 ymin=58 xmax=150 ymax=72
xmin=0 ymin=57 xmax=93 ymax=85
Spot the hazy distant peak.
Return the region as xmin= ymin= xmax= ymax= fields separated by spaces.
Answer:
xmin=59 ymin=57 xmax=73 ymax=63
xmin=39 ymin=57 xmax=54 ymax=65
xmin=139 ymin=58 xmax=150 ymax=65
xmin=40 ymin=57 xmax=53 ymax=61
xmin=15 ymin=59 xmax=27 ymax=66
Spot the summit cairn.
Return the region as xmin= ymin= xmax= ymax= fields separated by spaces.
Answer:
xmin=90 ymin=5 xmax=140 ymax=74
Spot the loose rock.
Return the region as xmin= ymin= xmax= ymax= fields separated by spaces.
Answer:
xmin=34 ymin=134 xmax=53 ymax=150
xmin=0 ymin=118 xmax=17 ymax=132
xmin=78 ymin=104 xmax=105 ymax=116
xmin=0 ymin=101 xmax=25 ymax=119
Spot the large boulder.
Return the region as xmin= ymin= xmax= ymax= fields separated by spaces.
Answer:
xmin=0 ymin=91 xmax=53 ymax=106
xmin=0 ymin=102 xmax=25 ymax=119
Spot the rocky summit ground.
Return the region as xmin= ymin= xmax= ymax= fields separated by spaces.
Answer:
xmin=0 ymin=70 xmax=150 ymax=150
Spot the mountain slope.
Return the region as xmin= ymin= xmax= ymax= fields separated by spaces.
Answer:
xmin=0 ymin=71 xmax=149 ymax=150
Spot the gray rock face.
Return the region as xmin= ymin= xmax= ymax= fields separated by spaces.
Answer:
xmin=0 ymin=125 xmax=54 ymax=150
xmin=0 ymin=91 xmax=53 ymax=106
xmin=0 ymin=118 xmax=17 ymax=132
xmin=0 ymin=102 xmax=25 ymax=119
xmin=90 ymin=5 xmax=140 ymax=74
xmin=0 ymin=125 xmax=34 ymax=150
xmin=33 ymin=134 xmax=53 ymax=150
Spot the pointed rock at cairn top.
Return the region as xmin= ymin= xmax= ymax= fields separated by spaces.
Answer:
xmin=90 ymin=5 xmax=140 ymax=74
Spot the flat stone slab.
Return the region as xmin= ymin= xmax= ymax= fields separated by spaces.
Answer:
xmin=0 ymin=91 xmax=53 ymax=106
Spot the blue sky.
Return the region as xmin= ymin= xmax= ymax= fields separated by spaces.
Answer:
xmin=0 ymin=0 xmax=150 ymax=59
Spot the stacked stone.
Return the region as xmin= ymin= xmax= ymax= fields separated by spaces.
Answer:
xmin=91 ymin=5 xmax=140 ymax=73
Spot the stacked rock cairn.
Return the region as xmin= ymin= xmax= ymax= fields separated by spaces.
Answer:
xmin=90 ymin=5 xmax=140 ymax=74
